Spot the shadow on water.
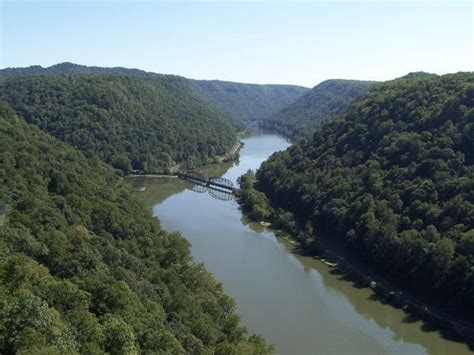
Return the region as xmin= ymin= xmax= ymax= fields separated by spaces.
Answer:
xmin=239 ymin=214 xmax=267 ymax=234
xmin=127 ymin=176 xmax=236 ymax=206
xmin=125 ymin=156 xmax=236 ymax=208
xmin=326 ymin=254 xmax=474 ymax=351
xmin=191 ymin=182 xmax=235 ymax=201
xmin=260 ymin=224 xmax=474 ymax=353
xmin=402 ymin=313 xmax=421 ymax=324
xmin=207 ymin=187 xmax=234 ymax=201
xmin=127 ymin=132 xmax=474 ymax=355
xmin=125 ymin=176 xmax=187 ymax=205
xmin=328 ymin=266 xmax=369 ymax=289
xmin=324 ymin=256 xmax=474 ymax=350
xmin=191 ymin=184 xmax=208 ymax=194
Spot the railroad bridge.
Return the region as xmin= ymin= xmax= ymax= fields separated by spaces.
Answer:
xmin=177 ymin=170 xmax=237 ymax=194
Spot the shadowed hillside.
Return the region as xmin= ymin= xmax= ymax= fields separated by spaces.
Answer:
xmin=0 ymin=73 xmax=238 ymax=173
xmin=241 ymin=72 xmax=474 ymax=320
xmin=261 ymin=79 xmax=376 ymax=139
xmin=0 ymin=101 xmax=272 ymax=354
xmin=187 ymin=79 xmax=309 ymax=123
xmin=0 ymin=62 xmax=309 ymax=125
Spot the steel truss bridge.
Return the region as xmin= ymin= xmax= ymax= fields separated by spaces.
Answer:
xmin=177 ymin=170 xmax=237 ymax=199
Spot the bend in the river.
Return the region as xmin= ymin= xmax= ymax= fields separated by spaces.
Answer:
xmin=128 ymin=131 xmax=472 ymax=355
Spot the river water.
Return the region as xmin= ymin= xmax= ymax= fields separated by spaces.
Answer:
xmin=128 ymin=131 xmax=472 ymax=355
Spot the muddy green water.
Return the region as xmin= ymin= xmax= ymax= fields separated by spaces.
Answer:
xmin=128 ymin=132 xmax=472 ymax=355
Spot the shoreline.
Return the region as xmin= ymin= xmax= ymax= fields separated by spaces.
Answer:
xmin=131 ymin=131 xmax=473 ymax=347
xmin=128 ymin=135 xmax=243 ymax=177
xmin=255 ymin=220 xmax=474 ymax=348
xmin=236 ymin=142 xmax=474 ymax=348
xmin=127 ymin=174 xmax=178 ymax=178
xmin=314 ymin=236 xmax=474 ymax=342
xmin=214 ymin=139 xmax=243 ymax=164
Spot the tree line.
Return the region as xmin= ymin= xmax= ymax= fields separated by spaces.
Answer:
xmin=260 ymin=79 xmax=375 ymax=140
xmin=0 ymin=62 xmax=310 ymax=128
xmin=240 ymin=73 xmax=474 ymax=319
xmin=0 ymin=74 xmax=238 ymax=174
xmin=0 ymin=102 xmax=272 ymax=354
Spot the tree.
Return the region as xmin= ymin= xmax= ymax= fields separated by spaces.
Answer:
xmin=102 ymin=315 xmax=138 ymax=355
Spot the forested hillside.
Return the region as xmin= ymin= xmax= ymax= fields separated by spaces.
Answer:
xmin=187 ymin=80 xmax=309 ymax=123
xmin=242 ymin=73 xmax=474 ymax=316
xmin=0 ymin=102 xmax=272 ymax=354
xmin=0 ymin=74 xmax=237 ymax=173
xmin=261 ymin=79 xmax=375 ymax=139
xmin=0 ymin=62 xmax=153 ymax=79
xmin=0 ymin=63 xmax=309 ymax=125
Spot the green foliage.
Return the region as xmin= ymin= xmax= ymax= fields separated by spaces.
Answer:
xmin=0 ymin=73 xmax=237 ymax=173
xmin=0 ymin=62 xmax=309 ymax=127
xmin=0 ymin=102 xmax=272 ymax=353
xmin=237 ymin=171 xmax=272 ymax=221
xmin=261 ymin=79 xmax=375 ymax=139
xmin=187 ymin=79 xmax=309 ymax=123
xmin=102 ymin=314 xmax=139 ymax=354
xmin=0 ymin=201 xmax=5 ymax=226
xmin=252 ymin=73 xmax=474 ymax=315
xmin=238 ymin=173 xmax=319 ymax=252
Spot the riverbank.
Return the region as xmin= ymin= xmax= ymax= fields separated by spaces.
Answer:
xmin=128 ymin=174 xmax=178 ymax=178
xmin=236 ymin=181 xmax=474 ymax=349
xmin=256 ymin=217 xmax=474 ymax=348
xmin=310 ymin=233 xmax=474 ymax=343
xmin=214 ymin=140 xmax=243 ymax=163
xmin=136 ymin=131 xmax=472 ymax=354
xmin=128 ymin=136 xmax=243 ymax=177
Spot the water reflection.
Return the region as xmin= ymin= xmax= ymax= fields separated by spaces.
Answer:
xmin=275 ymin=236 xmax=472 ymax=355
xmin=208 ymin=187 xmax=235 ymax=201
xmin=191 ymin=184 xmax=209 ymax=194
xmin=127 ymin=132 xmax=472 ymax=355
xmin=190 ymin=183 xmax=235 ymax=201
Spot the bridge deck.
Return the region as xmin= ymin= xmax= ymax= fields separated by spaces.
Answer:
xmin=177 ymin=172 xmax=238 ymax=193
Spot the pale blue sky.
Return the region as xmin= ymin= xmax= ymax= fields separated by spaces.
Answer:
xmin=1 ymin=0 xmax=472 ymax=86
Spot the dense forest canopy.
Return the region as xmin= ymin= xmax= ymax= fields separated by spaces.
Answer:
xmin=245 ymin=73 xmax=474 ymax=316
xmin=261 ymin=79 xmax=376 ymax=139
xmin=0 ymin=62 xmax=156 ymax=79
xmin=0 ymin=62 xmax=309 ymax=126
xmin=186 ymin=79 xmax=309 ymax=123
xmin=0 ymin=74 xmax=238 ymax=173
xmin=0 ymin=101 xmax=272 ymax=354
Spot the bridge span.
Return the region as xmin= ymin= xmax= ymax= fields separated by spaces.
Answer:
xmin=177 ymin=170 xmax=238 ymax=193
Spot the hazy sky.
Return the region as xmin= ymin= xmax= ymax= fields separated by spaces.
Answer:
xmin=1 ymin=0 xmax=472 ymax=87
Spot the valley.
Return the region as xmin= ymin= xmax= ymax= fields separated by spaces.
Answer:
xmin=0 ymin=63 xmax=472 ymax=354
xmin=129 ymin=131 xmax=472 ymax=355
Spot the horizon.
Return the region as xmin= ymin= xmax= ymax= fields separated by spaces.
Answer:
xmin=2 ymin=60 xmax=454 ymax=88
xmin=1 ymin=1 xmax=472 ymax=87
xmin=1 ymin=2 xmax=474 ymax=354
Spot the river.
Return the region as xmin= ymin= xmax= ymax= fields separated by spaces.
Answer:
xmin=128 ymin=131 xmax=472 ymax=355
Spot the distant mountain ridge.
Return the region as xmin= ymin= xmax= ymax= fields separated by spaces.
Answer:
xmin=186 ymin=79 xmax=309 ymax=122
xmin=400 ymin=71 xmax=436 ymax=79
xmin=0 ymin=62 xmax=309 ymax=123
xmin=261 ymin=79 xmax=377 ymax=139
xmin=0 ymin=62 xmax=161 ymax=79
